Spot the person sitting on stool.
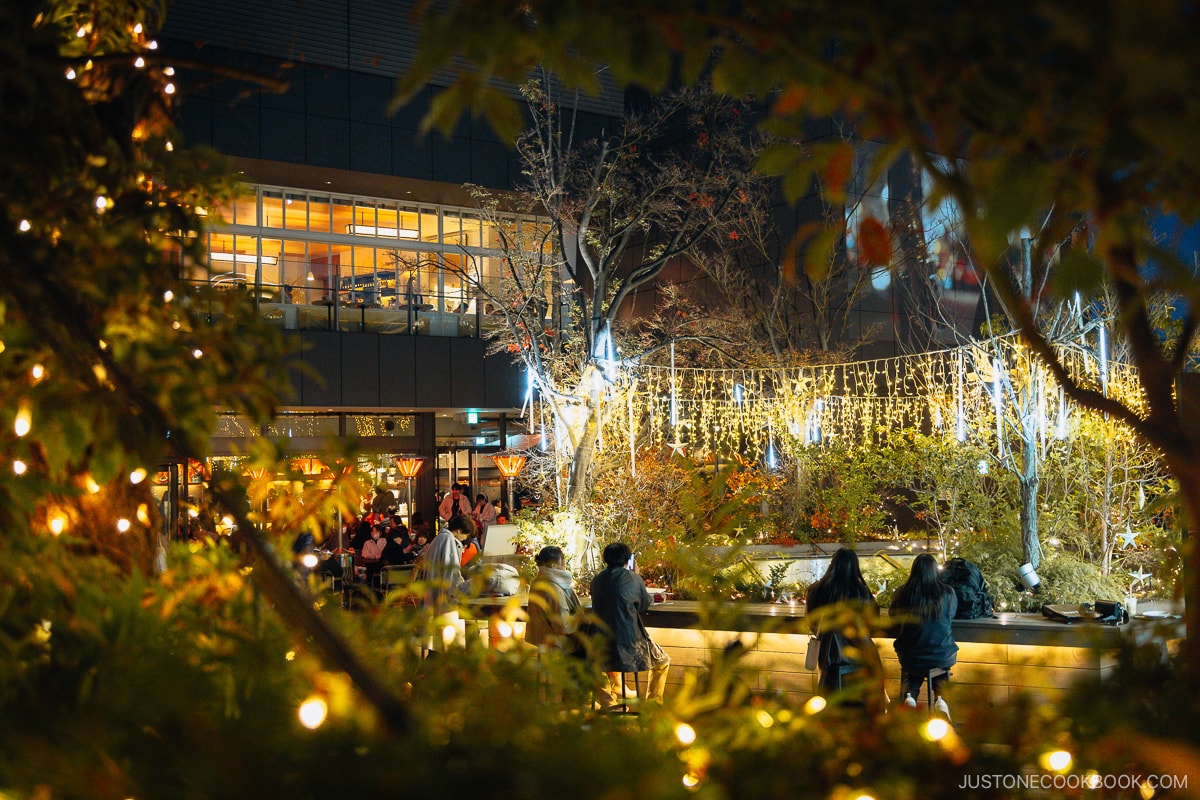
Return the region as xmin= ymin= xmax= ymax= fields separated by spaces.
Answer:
xmin=589 ymin=542 xmax=670 ymax=706
xmin=890 ymin=553 xmax=959 ymax=719
xmin=805 ymin=547 xmax=885 ymax=709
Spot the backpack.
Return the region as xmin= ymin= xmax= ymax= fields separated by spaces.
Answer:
xmin=941 ymin=557 xmax=994 ymax=619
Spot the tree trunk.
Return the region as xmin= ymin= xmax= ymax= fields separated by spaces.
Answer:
xmin=566 ymin=397 xmax=600 ymax=510
xmin=1161 ymin=452 xmax=1200 ymax=682
xmin=1019 ymin=429 xmax=1041 ymax=569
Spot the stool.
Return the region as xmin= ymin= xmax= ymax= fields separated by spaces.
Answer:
xmin=601 ymin=671 xmax=643 ymax=714
xmin=923 ymin=667 xmax=950 ymax=711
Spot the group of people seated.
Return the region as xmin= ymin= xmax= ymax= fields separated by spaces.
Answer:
xmin=806 ymin=548 xmax=959 ymax=719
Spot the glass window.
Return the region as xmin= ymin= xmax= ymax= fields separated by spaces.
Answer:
xmin=231 ymin=193 xmax=257 ymax=227
xmin=308 ymin=195 xmax=333 ymax=234
xmin=262 ymin=190 xmax=284 ymax=230
xmin=285 ymin=192 xmax=308 ymax=231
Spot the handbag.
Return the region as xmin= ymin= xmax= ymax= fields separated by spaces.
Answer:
xmin=805 ymin=636 xmax=820 ymax=671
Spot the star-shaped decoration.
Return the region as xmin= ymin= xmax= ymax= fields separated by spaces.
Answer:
xmin=1128 ymin=569 xmax=1152 ymax=589
xmin=1118 ymin=525 xmax=1139 ymax=549
xmin=666 ymin=439 xmax=686 ymax=457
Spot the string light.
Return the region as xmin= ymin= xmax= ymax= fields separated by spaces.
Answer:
xmin=116 ymin=518 xmax=131 ymax=533
xmin=615 ymin=334 xmax=1139 ymax=464
xmin=15 ymin=399 xmax=32 ymax=437
xmin=674 ymin=722 xmax=697 ymax=745
xmin=298 ymin=696 xmax=328 ymax=729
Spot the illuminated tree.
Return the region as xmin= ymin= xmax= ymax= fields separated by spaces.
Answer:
xmin=458 ymin=78 xmax=758 ymax=508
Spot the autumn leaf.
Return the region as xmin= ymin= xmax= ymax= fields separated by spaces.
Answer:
xmin=858 ymin=216 xmax=891 ymax=267
xmin=772 ymin=85 xmax=807 ymax=116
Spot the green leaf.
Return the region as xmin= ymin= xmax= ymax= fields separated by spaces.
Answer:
xmin=1051 ymin=248 xmax=1105 ymax=300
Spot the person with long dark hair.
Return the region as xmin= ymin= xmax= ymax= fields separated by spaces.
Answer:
xmin=890 ymin=553 xmax=959 ymax=717
xmin=805 ymin=548 xmax=883 ymax=702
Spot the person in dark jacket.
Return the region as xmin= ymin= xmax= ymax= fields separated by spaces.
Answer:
xmin=890 ymin=553 xmax=959 ymax=717
xmin=589 ymin=542 xmax=670 ymax=704
xmin=805 ymin=548 xmax=884 ymax=705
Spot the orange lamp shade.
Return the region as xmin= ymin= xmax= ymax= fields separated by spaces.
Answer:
xmin=394 ymin=456 xmax=425 ymax=479
xmin=492 ymin=454 xmax=527 ymax=479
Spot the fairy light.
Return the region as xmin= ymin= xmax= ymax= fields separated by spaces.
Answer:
xmin=13 ymin=460 xmax=27 ymax=475
xmin=86 ymin=476 xmax=101 ymax=494
xmin=803 ymin=696 xmax=826 ymax=715
xmin=134 ymin=57 xmax=145 ymax=68
xmin=615 ymin=334 xmax=1138 ymax=466
xmin=301 ymin=553 xmax=319 ymax=568
xmin=1041 ymin=750 xmax=1072 ymax=772
xmin=15 ymin=399 xmax=32 ymax=437
xmin=116 ymin=518 xmax=131 ymax=533
xmin=129 ymin=467 xmax=148 ymax=484
xmin=164 ymin=83 xmax=175 ymax=95
xmin=133 ymin=22 xmax=143 ymax=34
xmin=298 ymin=696 xmax=328 ymax=729
xmin=31 ymin=364 xmax=45 ymax=381
xmin=49 ymin=514 xmax=67 ymax=535
xmin=192 ymin=348 xmax=203 ymax=359
xmin=755 ymin=709 xmax=774 ymax=728
xmin=66 ymin=68 xmax=77 ymax=80
xmin=923 ymin=717 xmax=950 ymax=741
xmin=163 ymin=290 xmax=174 ymax=302
xmin=18 ymin=219 xmax=30 ymax=232
xmin=441 ymin=623 xmax=458 ymax=648
xmin=674 ymin=722 xmax=697 ymax=745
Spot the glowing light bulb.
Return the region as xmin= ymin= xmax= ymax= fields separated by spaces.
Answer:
xmin=31 ymin=364 xmax=44 ymax=381
xmin=298 ymin=697 xmax=327 ymax=729
xmin=682 ymin=773 xmax=700 ymax=789
xmin=133 ymin=22 xmax=143 ymax=34
xmin=18 ymin=219 xmax=30 ymax=232
xmin=301 ymin=553 xmax=319 ymax=569
xmin=95 ymin=196 xmax=108 ymax=211
xmin=442 ymin=624 xmax=457 ymax=648
xmin=76 ymin=27 xmax=86 ymax=37
xmin=674 ymin=722 xmax=697 ymax=745
xmin=49 ymin=515 xmax=67 ymax=535
xmin=13 ymin=460 xmax=28 ymax=475
xmin=494 ymin=620 xmax=513 ymax=639
xmin=134 ymin=57 xmax=145 ymax=68
xmin=755 ymin=710 xmax=774 ymax=728
xmin=192 ymin=348 xmax=203 ymax=359
xmin=164 ymin=83 xmax=175 ymax=95
xmin=116 ymin=518 xmax=131 ymax=533
xmin=15 ymin=400 xmax=32 ymax=437
xmin=1041 ymin=750 xmax=1072 ymax=772
xmin=163 ymin=290 xmax=174 ymax=302
xmin=804 ymin=696 xmax=826 ymax=715
xmin=923 ymin=718 xmax=950 ymax=741
xmin=66 ymin=68 xmax=77 ymax=80
xmin=136 ymin=503 xmax=151 ymax=525
xmin=129 ymin=467 xmax=147 ymax=484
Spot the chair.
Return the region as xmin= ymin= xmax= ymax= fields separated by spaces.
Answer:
xmin=378 ymin=564 xmax=415 ymax=598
